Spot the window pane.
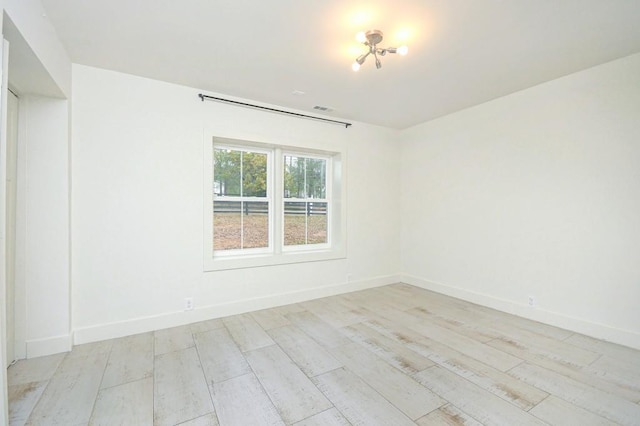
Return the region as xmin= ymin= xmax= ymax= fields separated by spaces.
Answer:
xmin=213 ymin=201 xmax=241 ymax=250
xmin=307 ymin=202 xmax=327 ymax=244
xmin=242 ymin=151 xmax=268 ymax=197
xmin=243 ymin=201 xmax=269 ymax=248
xmin=214 ymin=149 xmax=241 ymax=196
xmin=284 ymin=155 xmax=305 ymax=198
xmin=306 ymin=158 xmax=326 ymax=199
xmin=284 ymin=201 xmax=306 ymax=245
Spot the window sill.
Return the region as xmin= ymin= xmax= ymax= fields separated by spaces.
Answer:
xmin=204 ymin=247 xmax=346 ymax=271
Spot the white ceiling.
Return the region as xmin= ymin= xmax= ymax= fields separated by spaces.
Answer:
xmin=40 ymin=0 xmax=640 ymax=129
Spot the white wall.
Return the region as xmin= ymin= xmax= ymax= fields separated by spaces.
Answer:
xmin=17 ymin=95 xmax=71 ymax=356
xmin=2 ymin=1 xmax=72 ymax=359
xmin=401 ymin=53 xmax=640 ymax=349
xmin=71 ymin=65 xmax=400 ymax=343
xmin=1 ymin=6 xmax=70 ymax=425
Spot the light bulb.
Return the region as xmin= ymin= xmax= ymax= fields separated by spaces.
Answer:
xmin=397 ymin=45 xmax=409 ymax=56
xmin=352 ymin=61 xmax=361 ymax=71
xmin=356 ymin=31 xmax=366 ymax=43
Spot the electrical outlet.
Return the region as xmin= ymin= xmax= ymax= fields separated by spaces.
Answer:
xmin=347 ymin=274 xmax=354 ymax=282
xmin=184 ymin=297 xmax=194 ymax=311
xmin=528 ymin=295 xmax=536 ymax=307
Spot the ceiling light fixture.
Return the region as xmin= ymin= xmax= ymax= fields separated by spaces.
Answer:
xmin=352 ymin=30 xmax=408 ymax=71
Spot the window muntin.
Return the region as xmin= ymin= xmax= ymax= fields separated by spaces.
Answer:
xmin=283 ymin=155 xmax=329 ymax=247
xmin=213 ymin=147 xmax=270 ymax=253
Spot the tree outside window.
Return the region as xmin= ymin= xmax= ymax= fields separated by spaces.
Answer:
xmin=283 ymin=155 xmax=328 ymax=246
xmin=213 ymin=148 xmax=269 ymax=251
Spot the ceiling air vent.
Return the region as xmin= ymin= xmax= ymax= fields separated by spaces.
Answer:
xmin=313 ymin=105 xmax=334 ymax=112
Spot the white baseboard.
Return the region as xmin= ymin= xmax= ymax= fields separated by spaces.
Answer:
xmin=26 ymin=334 xmax=73 ymax=358
xmin=73 ymin=274 xmax=400 ymax=345
xmin=401 ymin=274 xmax=640 ymax=351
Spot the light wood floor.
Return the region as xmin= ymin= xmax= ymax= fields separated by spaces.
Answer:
xmin=8 ymin=283 xmax=640 ymax=425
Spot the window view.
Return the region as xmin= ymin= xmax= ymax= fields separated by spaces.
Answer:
xmin=213 ymin=148 xmax=269 ymax=251
xmin=284 ymin=155 xmax=328 ymax=246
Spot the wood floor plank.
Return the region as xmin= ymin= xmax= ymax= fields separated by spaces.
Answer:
xmin=341 ymin=290 xmax=409 ymax=315
xmin=271 ymin=303 xmax=307 ymax=315
xmin=267 ymin=325 xmax=342 ymax=377
xmin=154 ymin=325 xmax=195 ymax=355
xmin=190 ymin=318 xmax=225 ymax=334
xmin=391 ymin=284 xmax=574 ymax=341
xmin=363 ymin=302 xmax=425 ymax=328
xmin=177 ymin=413 xmax=220 ymax=426
xmin=361 ymin=312 xmax=556 ymax=413
xmin=588 ymin=355 xmax=640 ymax=398
xmin=340 ymin=322 xmax=434 ymax=375
xmin=250 ymin=308 xmax=291 ymax=330
xmin=405 ymin=335 xmax=548 ymax=410
xmin=415 ymin=404 xmax=484 ymax=426
xmin=223 ymin=313 xmax=275 ymax=352
xmin=101 ymin=332 xmax=153 ymax=389
xmin=408 ymin=320 xmax=523 ymax=372
xmin=154 ymin=347 xmax=213 ymax=426
xmin=285 ymin=311 xmax=351 ymax=348
xmin=8 ymin=382 xmax=47 ymax=426
xmin=479 ymin=315 xmax=575 ymax=342
xmin=302 ymin=297 xmax=367 ymax=328
xmin=485 ymin=330 xmax=600 ymax=368
xmin=26 ymin=341 xmax=112 ymax=426
xmin=211 ymin=373 xmax=284 ymax=426
xmin=245 ymin=345 xmax=332 ymax=424
xmin=369 ymin=286 xmax=423 ymax=311
xmin=388 ymin=284 xmax=495 ymax=317
xmin=359 ymin=316 xmax=426 ymax=344
xmin=312 ymin=368 xmax=415 ymax=426
xmin=7 ymin=353 xmax=66 ymax=386
xmin=529 ymin=395 xmax=617 ymax=426
xmin=414 ymin=366 xmax=547 ymax=425
xmin=409 ymin=301 xmax=489 ymax=331
xmin=329 ymin=342 xmax=444 ymax=420
xmin=292 ymin=408 xmax=351 ymax=426
xmin=508 ymin=362 xmax=640 ymax=425
xmin=406 ymin=306 xmax=500 ymax=343
xmin=193 ymin=327 xmax=251 ymax=383
xmin=362 ymin=316 xmax=620 ymax=411
xmin=89 ymin=377 xmax=153 ymax=425
xmin=564 ymin=333 xmax=640 ymax=367
xmin=488 ymin=338 xmax=640 ymax=402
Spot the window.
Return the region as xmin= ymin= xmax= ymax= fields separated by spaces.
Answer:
xmin=283 ymin=154 xmax=328 ymax=247
xmin=204 ymin=137 xmax=345 ymax=270
xmin=213 ymin=147 xmax=271 ymax=253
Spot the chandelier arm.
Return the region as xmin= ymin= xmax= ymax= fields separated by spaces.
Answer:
xmin=373 ymin=50 xmax=382 ymax=69
xmin=357 ymin=51 xmax=371 ymax=65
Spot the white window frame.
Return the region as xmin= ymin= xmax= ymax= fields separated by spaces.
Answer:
xmin=204 ymin=135 xmax=346 ymax=271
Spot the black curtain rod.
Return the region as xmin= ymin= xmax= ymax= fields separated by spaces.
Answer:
xmin=198 ymin=94 xmax=352 ymax=128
